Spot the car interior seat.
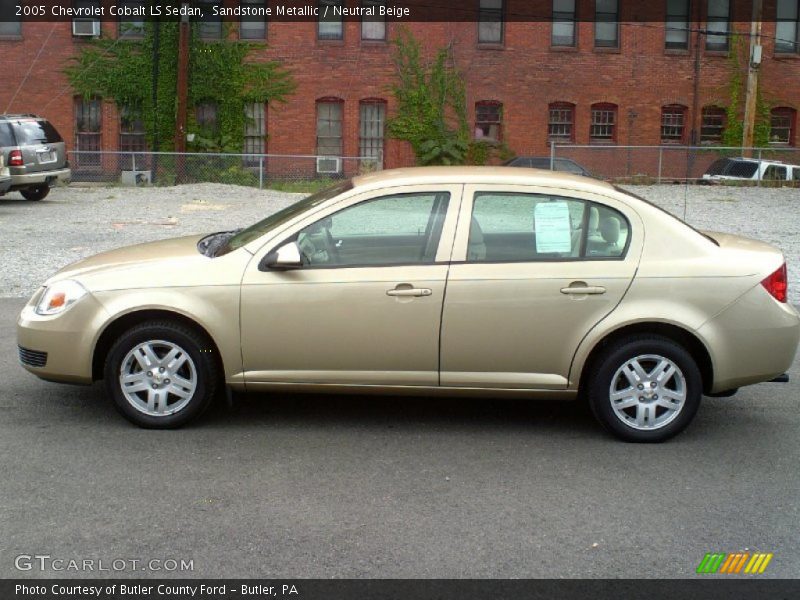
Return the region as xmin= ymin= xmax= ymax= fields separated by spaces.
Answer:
xmin=467 ymin=217 xmax=487 ymax=261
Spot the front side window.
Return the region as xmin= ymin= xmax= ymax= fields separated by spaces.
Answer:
xmin=317 ymin=99 xmax=343 ymax=156
xmin=590 ymin=103 xmax=617 ymax=143
xmin=665 ymin=0 xmax=690 ymax=49
xmin=296 ymin=192 xmax=451 ymax=267
xmin=362 ymin=0 xmax=386 ymax=40
xmin=468 ymin=192 xmax=629 ymax=262
xmin=244 ymin=102 xmax=266 ymax=165
xmin=706 ymin=0 xmax=730 ymax=51
xmin=595 ymin=0 xmax=619 ymax=48
xmin=478 ymin=0 xmax=504 ymax=43
xmin=549 ymin=102 xmax=575 ymax=143
xmin=319 ymin=0 xmax=343 ymax=40
xmin=770 ymin=107 xmax=796 ymax=145
xmin=552 ymin=0 xmax=576 ymax=46
xmin=661 ymin=105 xmax=687 ymax=144
xmin=776 ymin=0 xmax=799 ymax=53
xmin=475 ymin=101 xmax=502 ymax=141
xmin=700 ymin=106 xmax=726 ymax=144
xmin=359 ymin=100 xmax=386 ymax=167
xmin=240 ymin=0 xmax=267 ymax=40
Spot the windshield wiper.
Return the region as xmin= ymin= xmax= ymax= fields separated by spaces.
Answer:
xmin=197 ymin=229 xmax=243 ymax=258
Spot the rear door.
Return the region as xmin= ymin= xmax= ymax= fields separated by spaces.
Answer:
xmin=440 ymin=184 xmax=643 ymax=390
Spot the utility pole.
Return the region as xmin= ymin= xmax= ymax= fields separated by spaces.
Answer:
xmin=175 ymin=3 xmax=190 ymax=154
xmin=742 ymin=0 xmax=763 ymax=154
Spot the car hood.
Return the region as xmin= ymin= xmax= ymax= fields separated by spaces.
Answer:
xmin=44 ymin=234 xmax=248 ymax=292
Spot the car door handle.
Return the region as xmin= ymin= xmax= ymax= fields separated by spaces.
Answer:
xmin=560 ymin=283 xmax=607 ymax=295
xmin=387 ymin=286 xmax=432 ymax=297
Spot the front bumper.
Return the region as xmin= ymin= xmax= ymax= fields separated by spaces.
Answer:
xmin=10 ymin=167 xmax=71 ymax=189
xmin=17 ymin=290 xmax=110 ymax=384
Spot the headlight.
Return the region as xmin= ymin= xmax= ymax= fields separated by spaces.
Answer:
xmin=35 ymin=280 xmax=88 ymax=316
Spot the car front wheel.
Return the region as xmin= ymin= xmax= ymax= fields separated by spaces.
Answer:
xmin=104 ymin=321 xmax=219 ymax=428
xmin=21 ymin=185 xmax=50 ymax=201
xmin=587 ymin=336 xmax=702 ymax=442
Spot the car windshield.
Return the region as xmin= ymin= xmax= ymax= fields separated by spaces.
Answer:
xmin=12 ymin=120 xmax=63 ymax=144
xmin=216 ymin=180 xmax=353 ymax=255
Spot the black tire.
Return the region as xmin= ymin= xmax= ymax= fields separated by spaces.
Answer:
xmin=587 ymin=335 xmax=702 ymax=443
xmin=104 ymin=320 xmax=220 ymax=428
xmin=21 ymin=185 xmax=50 ymax=201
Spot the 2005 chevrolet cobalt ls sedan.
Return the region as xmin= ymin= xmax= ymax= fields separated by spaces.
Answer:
xmin=18 ymin=167 xmax=800 ymax=441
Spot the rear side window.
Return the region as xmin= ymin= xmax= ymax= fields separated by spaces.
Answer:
xmin=11 ymin=120 xmax=64 ymax=144
xmin=764 ymin=165 xmax=787 ymax=180
xmin=468 ymin=192 xmax=630 ymax=263
xmin=0 ymin=122 xmax=15 ymax=146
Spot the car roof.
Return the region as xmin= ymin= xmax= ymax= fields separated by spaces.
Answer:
xmin=352 ymin=166 xmax=612 ymax=192
xmin=0 ymin=114 xmax=42 ymax=120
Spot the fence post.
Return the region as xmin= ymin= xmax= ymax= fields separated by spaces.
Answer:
xmin=657 ymin=146 xmax=663 ymax=184
xmin=259 ymin=156 xmax=264 ymax=189
xmin=132 ymin=153 xmax=137 ymax=186
xmin=550 ymin=141 xmax=555 ymax=170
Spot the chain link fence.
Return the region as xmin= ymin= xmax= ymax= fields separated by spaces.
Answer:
xmin=68 ymin=151 xmax=383 ymax=188
xmin=550 ymin=145 xmax=800 ymax=185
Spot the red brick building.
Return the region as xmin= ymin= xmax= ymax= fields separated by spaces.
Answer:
xmin=1 ymin=0 xmax=798 ymax=175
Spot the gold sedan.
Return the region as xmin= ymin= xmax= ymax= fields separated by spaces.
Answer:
xmin=17 ymin=167 xmax=800 ymax=441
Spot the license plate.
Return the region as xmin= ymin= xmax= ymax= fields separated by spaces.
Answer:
xmin=37 ymin=150 xmax=56 ymax=164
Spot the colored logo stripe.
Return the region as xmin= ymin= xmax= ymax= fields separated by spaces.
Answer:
xmin=697 ymin=552 xmax=773 ymax=574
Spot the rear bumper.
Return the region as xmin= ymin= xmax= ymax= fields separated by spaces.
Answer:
xmin=10 ymin=167 xmax=71 ymax=188
xmin=0 ymin=177 xmax=10 ymax=193
xmin=698 ymin=286 xmax=800 ymax=392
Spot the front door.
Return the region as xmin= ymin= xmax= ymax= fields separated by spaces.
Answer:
xmin=240 ymin=185 xmax=462 ymax=387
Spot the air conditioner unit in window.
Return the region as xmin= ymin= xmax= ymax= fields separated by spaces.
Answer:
xmin=72 ymin=19 xmax=100 ymax=37
xmin=316 ymin=156 xmax=342 ymax=174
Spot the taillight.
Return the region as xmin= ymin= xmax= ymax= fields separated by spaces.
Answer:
xmin=761 ymin=263 xmax=788 ymax=303
xmin=8 ymin=150 xmax=23 ymax=167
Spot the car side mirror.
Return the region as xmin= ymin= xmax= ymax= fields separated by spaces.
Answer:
xmin=263 ymin=241 xmax=303 ymax=270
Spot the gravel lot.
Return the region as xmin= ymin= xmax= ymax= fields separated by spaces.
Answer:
xmin=1 ymin=182 xmax=799 ymax=303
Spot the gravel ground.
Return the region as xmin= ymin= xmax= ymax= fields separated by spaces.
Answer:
xmin=1 ymin=182 xmax=799 ymax=304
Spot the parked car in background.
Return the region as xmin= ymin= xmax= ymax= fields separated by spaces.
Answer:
xmin=702 ymin=157 xmax=800 ymax=184
xmin=0 ymin=114 xmax=71 ymax=200
xmin=18 ymin=167 xmax=799 ymax=442
xmin=0 ymin=153 xmax=11 ymax=195
xmin=503 ymin=156 xmax=592 ymax=177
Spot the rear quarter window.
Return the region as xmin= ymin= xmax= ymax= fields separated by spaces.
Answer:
xmin=0 ymin=122 xmax=16 ymax=146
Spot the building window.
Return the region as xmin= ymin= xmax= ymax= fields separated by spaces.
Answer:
xmin=72 ymin=0 xmax=101 ymax=37
xmin=317 ymin=99 xmax=343 ymax=156
xmin=362 ymin=0 xmax=386 ymax=40
xmin=552 ymin=0 xmax=576 ymax=47
xmin=117 ymin=0 xmax=145 ymax=39
xmin=770 ymin=107 xmax=796 ymax=145
xmin=197 ymin=0 xmax=223 ymax=40
xmin=475 ymin=101 xmax=502 ymax=142
xmin=590 ymin=103 xmax=617 ymax=143
xmin=661 ymin=104 xmax=687 ymax=144
xmin=319 ymin=0 xmax=343 ymax=40
xmin=595 ymin=0 xmax=619 ymax=48
xmin=196 ymin=101 xmax=219 ymax=136
xmin=244 ymin=102 xmax=266 ymax=165
xmin=119 ymin=104 xmax=146 ymax=152
xmin=700 ymin=106 xmax=726 ymax=144
xmin=240 ymin=0 xmax=267 ymax=40
xmin=776 ymin=0 xmax=799 ymax=54
xmin=706 ymin=0 xmax=730 ymax=51
xmin=665 ymin=0 xmax=690 ymax=50
xmin=359 ymin=99 xmax=386 ymax=167
xmin=478 ymin=0 xmax=504 ymax=44
xmin=548 ymin=102 xmax=575 ymax=143
xmin=0 ymin=1 xmax=22 ymax=37
xmin=75 ymin=96 xmax=102 ymax=167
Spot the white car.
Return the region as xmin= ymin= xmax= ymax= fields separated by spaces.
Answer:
xmin=702 ymin=157 xmax=800 ymax=184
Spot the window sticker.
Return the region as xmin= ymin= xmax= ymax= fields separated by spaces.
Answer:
xmin=534 ymin=202 xmax=572 ymax=253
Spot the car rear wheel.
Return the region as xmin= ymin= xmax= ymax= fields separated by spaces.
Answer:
xmin=587 ymin=336 xmax=702 ymax=442
xmin=20 ymin=185 xmax=50 ymax=201
xmin=104 ymin=321 xmax=219 ymax=428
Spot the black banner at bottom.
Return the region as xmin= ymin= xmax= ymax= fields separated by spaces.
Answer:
xmin=3 ymin=579 xmax=800 ymax=600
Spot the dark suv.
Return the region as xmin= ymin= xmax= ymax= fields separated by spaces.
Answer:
xmin=0 ymin=114 xmax=71 ymax=201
